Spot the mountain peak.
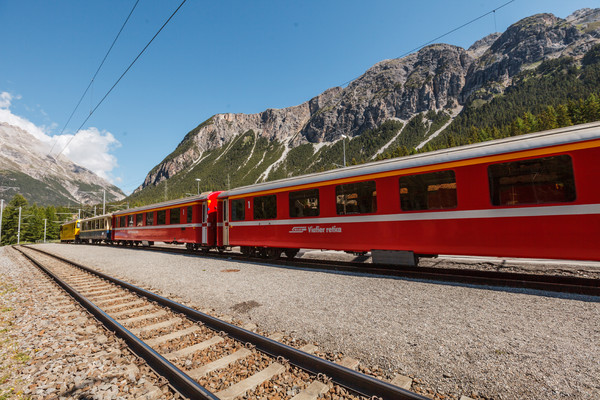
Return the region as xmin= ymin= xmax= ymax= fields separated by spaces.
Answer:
xmin=0 ymin=122 xmax=125 ymax=205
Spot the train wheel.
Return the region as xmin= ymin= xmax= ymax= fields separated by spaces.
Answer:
xmin=265 ymin=248 xmax=281 ymax=260
xmin=284 ymin=249 xmax=299 ymax=259
xmin=186 ymin=243 xmax=194 ymax=251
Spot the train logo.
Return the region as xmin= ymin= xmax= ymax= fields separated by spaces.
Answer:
xmin=289 ymin=226 xmax=343 ymax=234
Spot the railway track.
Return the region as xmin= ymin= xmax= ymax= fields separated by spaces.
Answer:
xmin=91 ymin=243 xmax=600 ymax=296
xmin=16 ymin=245 xmax=427 ymax=400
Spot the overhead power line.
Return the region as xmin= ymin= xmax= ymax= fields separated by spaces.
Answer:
xmin=48 ymin=0 xmax=140 ymax=156
xmin=54 ymin=0 xmax=188 ymax=159
xmin=340 ymin=0 xmax=516 ymax=87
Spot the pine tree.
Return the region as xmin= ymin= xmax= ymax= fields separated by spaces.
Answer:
xmin=1 ymin=194 xmax=28 ymax=245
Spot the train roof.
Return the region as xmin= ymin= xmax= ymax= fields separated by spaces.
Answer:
xmin=112 ymin=191 xmax=215 ymax=215
xmin=79 ymin=213 xmax=112 ymax=222
xmin=218 ymin=121 xmax=600 ymax=198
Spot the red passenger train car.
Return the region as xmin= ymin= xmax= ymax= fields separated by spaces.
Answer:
xmin=112 ymin=191 xmax=221 ymax=249
xmin=217 ymin=122 xmax=600 ymax=263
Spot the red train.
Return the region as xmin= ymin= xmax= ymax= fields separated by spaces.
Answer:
xmin=70 ymin=122 xmax=600 ymax=264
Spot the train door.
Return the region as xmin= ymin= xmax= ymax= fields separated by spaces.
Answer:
xmin=202 ymin=202 xmax=208 ymax=244
xmin=223 ymin=199 xmax=229 ymax=246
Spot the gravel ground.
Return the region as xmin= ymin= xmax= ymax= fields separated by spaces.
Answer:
xmin=28 ymin=244 xmax=600 ymax=399
xmin=0 ymin=246 xmax=180 ymax=399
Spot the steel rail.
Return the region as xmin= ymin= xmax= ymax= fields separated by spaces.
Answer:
xmin=101 ymin=243 xmax=600 ymax=296
xmin=15 ymin=246 xmax=219 ymax=400
xmin=24 ymin=245 xmax=428 ymax=400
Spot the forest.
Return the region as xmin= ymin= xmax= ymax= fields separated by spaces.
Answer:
xmin=0 ymin=194 xmax=104 ymax=245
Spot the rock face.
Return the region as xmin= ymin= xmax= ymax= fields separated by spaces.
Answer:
xmin=0 ymin=122 xmax=125 ymax=206
xmin=138 ymin=8 xmax=600 ymax=191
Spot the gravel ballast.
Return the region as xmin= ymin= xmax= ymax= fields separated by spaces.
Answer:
xmin=0 ymin=246 xmax=180 ymax=399
xmin=27 ymin=244 xmax=600 ymax=399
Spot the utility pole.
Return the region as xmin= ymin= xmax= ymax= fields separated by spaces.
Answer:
xmin=17 ymin=206 xmax=21 ymax=245
xmin=103 ymin=189 xmax=106 ymax=215
xmin=341 ymin=134 xmax=347 ymax=167
xmin=0 ymin=199 xmax=3 ymax=244
xmin=43 ymin=219 xmax=47 ymax=243
xmin=78 ymin=209 xmax=81 ymax=219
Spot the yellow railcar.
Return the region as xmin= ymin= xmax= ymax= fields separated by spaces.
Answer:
xmin=59 ymin=219 xmax=81 ymax=243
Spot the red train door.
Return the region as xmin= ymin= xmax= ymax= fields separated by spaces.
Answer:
xmin=223 ymin=199 xmax=229 ymax=246
xmin=202 ymin=202 xmax=208 ymax=244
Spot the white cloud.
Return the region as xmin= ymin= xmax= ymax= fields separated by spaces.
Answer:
xmin=0 ymin=92 xmax=13 ymax=108
xmin=50 ymin=128 xmax=121 ymax=182
xmin=0 ymin=91 xmax=121 ymax=184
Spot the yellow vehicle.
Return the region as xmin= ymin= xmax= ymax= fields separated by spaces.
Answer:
xmin=59 ymin=219 xmax=81 ymax=243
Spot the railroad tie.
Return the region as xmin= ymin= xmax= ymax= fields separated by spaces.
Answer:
xmin=391 ymin=374 xmax=413 ymax=390
xmin=89 ymin=290 xmax=126 ymax=300
xmin=163 ymin=336 xmax=224 ymax=360
xmin=299 ymin=344 xmax=318 ymax=354
xmin=101 ymin=299 xmax=145 ymax=311
xmin=128 ymin=317 xmax=183 ymax=335
xmin=144 ymin=325 xmax=202 ymax=347
xmin=290 ymin=381 xmax=330 ymax=400
xmin=215 ymin=362 xmax=286 ymax=400
xmin=110 ymin=304 xmax=156 ymax=318
xmin=186 ymin=348 xmax=252 ymax=379
xmin=119 ymin=310 xmax=168 ymax=325
xmin=337 ymin=357 xmax=360 ymax=370
xmin=268 ymin=332 xmax=285 ymax=342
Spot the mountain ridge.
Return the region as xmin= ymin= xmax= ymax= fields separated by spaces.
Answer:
xmin=0 ymin=122 xmax=125 ymax=206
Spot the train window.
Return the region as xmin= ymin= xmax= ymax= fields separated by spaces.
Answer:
xmin=187 ymin=206 xmax=193 ymax=223
xmin=119 ymin=216 xmax=126 ymax=228
xmin=136 ymin=214 xmax=143 ymax=227
xmin=399 ymin=170 xmax=457 ymax=211
xmin=336 ymin=181 xmax=377 ymax=215
xmin=128 ymin=215 xmax=134 ymax=227
xmin=289 ymin=189 xmax=320 ymax=218
xmin=231 ymin=199 xmax=245 ymax=221
xmin=254 ymin=195 xmax=277 ymax=220
xmin=488 ymin=155 xmax=576 ymax=206
xmin=146 ymin=211 xmax=154 ymax=226
xmin=157 ymin=210 xmax=166 ymax=225
xmin=170 ymin=208 xmax=180 ymax=224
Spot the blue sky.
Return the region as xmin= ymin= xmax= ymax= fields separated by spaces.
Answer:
xmin=1 ymin=0 xmax=597 ymax=194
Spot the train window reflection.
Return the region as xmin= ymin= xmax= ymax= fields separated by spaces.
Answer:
xmin=231 ymin=199 xmax=245 ymax=221
xmin=488 ymin=155 xmax=576 ymax=206
xmin=289 ymin=189 xmax=319 ymax=218
xmin=146 ymin=212 xmax=154 ymax=226
xmin=170 ymin=208 xmax=180 ymax=224
xmin=399 ymin=170 xmax=457 ymax=211
xmin=336 ymin=181 xmax=377 ymax=215
xmin=187 ymin=206 xmax=193 ymax=223
xmin=157 ymin=210 xmax=166 ymax=225
xmin=136 ymin=214 xmax=144 ymax=227
xmin=254 ymin=195 xmax=277 ymax=220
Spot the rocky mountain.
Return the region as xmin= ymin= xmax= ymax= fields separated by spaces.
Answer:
xmin=0 ymin=122 xmax=125 ymax=206
xmin=131 ymin=8 xmax=600 ymax=202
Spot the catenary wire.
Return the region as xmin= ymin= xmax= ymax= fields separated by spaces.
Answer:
xmin=339 ymin=0 xmax=516 ymax=87
xmin=48 ymin=0 xmax=140 ymax=156
xmin=53 ymin=0 xmax=188 ymax=160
